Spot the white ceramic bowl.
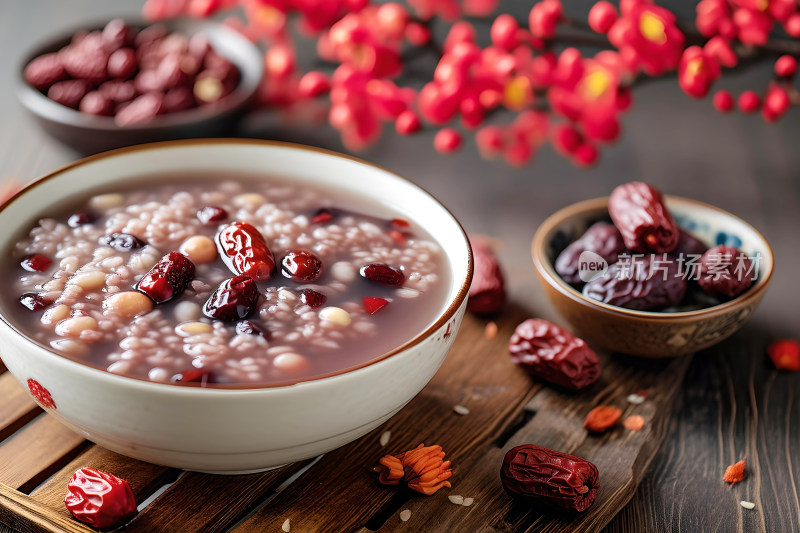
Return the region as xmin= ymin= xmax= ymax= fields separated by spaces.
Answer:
xmin=0 ymin=140 xmax=472 ymax=473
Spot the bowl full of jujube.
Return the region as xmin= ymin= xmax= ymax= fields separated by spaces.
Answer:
xmin=17 ymin=18 xmax=263 ymax=153
xmin=531 ymin=182 xmax=774 ymax=357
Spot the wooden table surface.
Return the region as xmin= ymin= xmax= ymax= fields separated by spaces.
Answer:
xmin=1 ymin=1 xmax=799 ymax=532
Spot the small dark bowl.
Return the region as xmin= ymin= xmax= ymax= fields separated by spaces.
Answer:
xmin=17 ymin=18 xmax=263 ymax=154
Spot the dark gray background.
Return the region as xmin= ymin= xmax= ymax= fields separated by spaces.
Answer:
xmin=1 ymin=1 xmax=798 ymax=531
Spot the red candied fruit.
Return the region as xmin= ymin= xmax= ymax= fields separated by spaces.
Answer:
xmin=280 ymin=250 xmax=323 ymax=282
xmin=197 ymin=205 xmax=228 ymax=225
xmin=21 ymin=254 xmax=52 ymax=272
xmin=363 ymin=297 xmax=389 ymax=314
xmin=360 ymin=263 xmax=405 ymax=287
xmin=300 ymin=289 xmax=327 ymax=308
xmin=65 ymin=467 xmax=137 ymax=529
xmin=19 ymin=293 xmax=50 ymax=311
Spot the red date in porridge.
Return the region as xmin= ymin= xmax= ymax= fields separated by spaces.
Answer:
xmin=5 ymin=174 xmax=448 ymax=387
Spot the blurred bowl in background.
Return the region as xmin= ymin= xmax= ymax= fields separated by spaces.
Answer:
xmin=17 ymin=18 xmax=263 ymax=154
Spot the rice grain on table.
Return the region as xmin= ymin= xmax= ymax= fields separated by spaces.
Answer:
xmin=462 ymin=497 xmax=474 ymax=507
xmin=379 ymin=430 xmax=391 ymax=447
xmin=448 ymin=495 xmax=464 ymax=505
xmin=399 ymin=509 xmax=412 ymax=522
xmin=281 ymin=518 xmax=291 ymax=532
xmin=453 ymin=404 xmax=470 ymax=415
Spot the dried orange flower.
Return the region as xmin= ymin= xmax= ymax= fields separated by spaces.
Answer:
xmin=376 ymin=443 xmax=453 ymax=495
xmin=723 ymin=460 xmax=746 ymax=485
xmin=624 ymin=415 xmax=645 ymax=431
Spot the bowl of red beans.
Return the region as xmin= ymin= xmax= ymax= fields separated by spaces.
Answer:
xmin=17 ymin=18 xmax=263 ymax=153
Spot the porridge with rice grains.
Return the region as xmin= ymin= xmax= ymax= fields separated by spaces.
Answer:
xmin=5 ymin=173 xmax=448 ymax=387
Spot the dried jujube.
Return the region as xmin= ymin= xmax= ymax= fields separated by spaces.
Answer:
xmin=216 ymin=221 xmax=275 ymax=282
xmin=280 ymin=249 xmax=323 ymax=282
xmin=24 ymin=19 xmax=241 ymax=124
xmin=203 ymin=275 xmax=258 ymax=321
xmin=467 ymin=236 xmax=506 ymax=315
xmin=24 ymin=53 xmax=66 ymax=90
xmin=508 ymin=319 xmax=601 ymax=390
xmin=672 ymin=228 xmax=707 ymax=258
xmin=360 ymin=263 xmax=405 ymax=286
xmin=554 ymin=222 xmax=626 ymax=287
xmin=500 ymin=444 xmax=599 ymax=512
xmin=582 ymin=255 xmax=687 ymax=311
xmin=64 ymin=467 xmax=137 ymax=529
xmin=299 ymin=288 xmax=327 ymax=308
xmin=136 ymin=252 xmax=195 ymax=304
xmin=197 ymin=205 xmax=228 ymax=225
xmin=608 ymin=182 xmax=679 ymax=253
xmin=697 ymin=245 xmax=754 ymax=300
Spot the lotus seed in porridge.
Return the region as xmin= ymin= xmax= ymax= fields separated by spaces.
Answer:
xmin=5 ymin=174 xmax=448 ymax=387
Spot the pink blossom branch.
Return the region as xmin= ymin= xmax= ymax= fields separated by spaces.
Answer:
xmin=142 ymin=0 xmax=800 ymax=167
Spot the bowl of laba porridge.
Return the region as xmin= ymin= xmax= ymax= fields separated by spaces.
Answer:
xmin=0 ymin=140 xmax=472 ymax=473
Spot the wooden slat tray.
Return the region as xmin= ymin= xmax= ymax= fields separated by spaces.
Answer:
xmin=0 ymin=307 xmax=691 ymax=532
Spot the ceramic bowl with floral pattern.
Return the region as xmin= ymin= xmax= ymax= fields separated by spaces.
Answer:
xmin=532 ymin=196 xmax=773 ymax=357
